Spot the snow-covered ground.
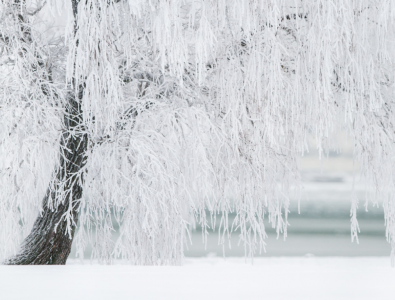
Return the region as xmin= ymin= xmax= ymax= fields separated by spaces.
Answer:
xmin=1 ymin=257 xmax=394 ymax=300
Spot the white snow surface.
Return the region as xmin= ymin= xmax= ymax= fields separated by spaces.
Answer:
xmin=1 ymin=257 xmax=394 ymax=300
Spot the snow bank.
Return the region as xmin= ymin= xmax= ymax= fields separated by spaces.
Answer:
xmin=1 ymin=257 xmax=394 ymax=300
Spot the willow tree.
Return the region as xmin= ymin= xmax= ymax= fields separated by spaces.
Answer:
xmin=0 ymin=0 xmax=394 ymax=265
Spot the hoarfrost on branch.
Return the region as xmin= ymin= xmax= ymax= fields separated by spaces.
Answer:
xmin=0 ymin=0 xmax=394 ymax=264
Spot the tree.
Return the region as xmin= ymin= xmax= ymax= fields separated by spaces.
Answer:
xmin=0 ymin=0 xmax=394 ymax=265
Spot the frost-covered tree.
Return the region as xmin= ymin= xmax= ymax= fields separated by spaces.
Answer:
xmin=0 ymin=0 xmax=394 ymax=265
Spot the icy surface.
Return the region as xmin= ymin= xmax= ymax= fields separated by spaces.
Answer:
xmin=1 ymin=257 xmax=394 ymax=300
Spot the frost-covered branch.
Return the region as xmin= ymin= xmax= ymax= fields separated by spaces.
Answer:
xmin=1 ymin=0 xmax=395 ymax=265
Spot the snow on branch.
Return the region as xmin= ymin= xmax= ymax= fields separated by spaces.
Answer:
xmin=0 ymin=0 xmax=395 ymax=264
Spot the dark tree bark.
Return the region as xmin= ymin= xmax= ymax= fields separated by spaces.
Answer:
xmin=5 ymin=95 xmax=87 ymax=265
xmin=4 ymin=0 xmax=86 ymax=265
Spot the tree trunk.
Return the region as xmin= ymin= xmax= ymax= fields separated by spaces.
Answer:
xmin=3 ymin=0 xmax=86 ymax=265
xmin=5 ymin=95 xmax=87 ymax=265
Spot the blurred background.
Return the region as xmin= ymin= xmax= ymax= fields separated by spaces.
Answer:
xmin=185 ymin=132 xmax=390 ymax=257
